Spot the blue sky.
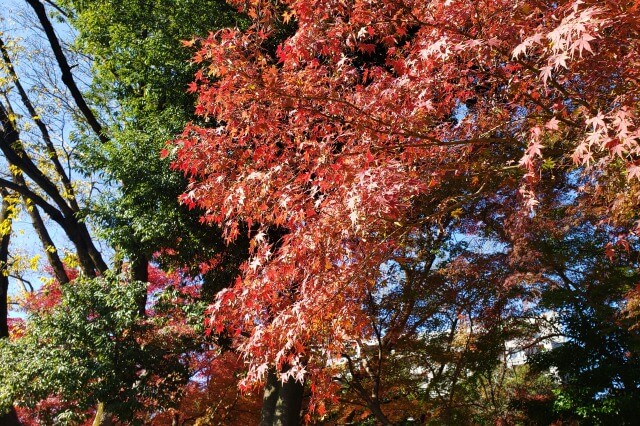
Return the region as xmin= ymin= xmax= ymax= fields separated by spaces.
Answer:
xmin=1 ymin=0 xmax=112 ymax=310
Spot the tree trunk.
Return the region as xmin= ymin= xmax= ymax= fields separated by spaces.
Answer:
xmin=260 ymin=369 xmax=280 ymax=426
xmin=24 ymin=202 xmax=68 ymax=284
xmin=1 ymin=189 xmax=13 ymax=338
xmin=0 ymin=252 xmax=10 ymax=339
xmin=75 ymin=222 xmax=109 ymax=273
xmin=129 ymin=251 xmax=148 ymax=316
xmin=0 ymin=192 xmax=22 ymax=425
xmin=0 ymin=408 xmax=21 ymax=426
xmin=260 ymin=367 xmax=304 ymax=426
xmin=274 ymin=376 xmax=304 ymax=425
xmin=92 ymin=402 xmax=113 ymax=426
xmin=12 ymin=172 xmax=68 ymax=284
xmin=60 ymin=219 xmax=99 ymax=276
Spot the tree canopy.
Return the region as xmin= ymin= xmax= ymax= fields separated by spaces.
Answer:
xmin=1 ymin=0 xmax=640 ymax=424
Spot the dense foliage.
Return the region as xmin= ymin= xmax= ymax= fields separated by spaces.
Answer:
xmin=172 ymin=0 xmax=640 ymax=422
xmin=0 ymin=274 xmax=187 ymax=423
xmin=1 ymin=0 xmax=639 ymax=424
xmin=64 ymin=0 xmax=250 ymax=293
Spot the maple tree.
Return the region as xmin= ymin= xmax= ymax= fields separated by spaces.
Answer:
xmin=172 ymin=0 xmax=640 ymax=422
xmin=2 ymin=0 xmax=640 ymax=423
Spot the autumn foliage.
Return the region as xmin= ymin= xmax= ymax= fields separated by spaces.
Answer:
xmin=2 ymin=0 xmax=640 ymax=424
xmin=171 ymin=0 xmax=640 ymax=416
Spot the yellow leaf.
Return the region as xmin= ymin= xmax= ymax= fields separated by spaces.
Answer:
xmin=29 ymin=255 xmax=41 ymax=271
xmin=451 ymin=208 xmax=464 ymax=219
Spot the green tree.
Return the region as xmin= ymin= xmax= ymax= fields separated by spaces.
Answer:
xmin=1 ymin=1 xmax=250 ymax=422
xmin=63 ymin=0 xmax=249 ymax=294
xmin=529 ymin=225 xmax=640 ymax=424
xmin=0 ymin=273 xmax=194 ymax=424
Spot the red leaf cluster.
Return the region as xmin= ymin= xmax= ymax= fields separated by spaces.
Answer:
xmin=172 ymin=0 xmax=640 ymax=410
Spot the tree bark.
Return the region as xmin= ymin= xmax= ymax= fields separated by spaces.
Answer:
xmin=260 ymin=367 xmax=305 ymax=426
xmin=92 ymin=402 xmax=113 ymax=426
xmin=0 ymin=191 xmax=22 ymax=426
xmin=0 ymin=190 xmax=11 ymax=338
xmin=260 ymin=369 xmax=280 ymax=426
xmin=274 ymin=376 xmax=304 ymax=426
xmin=10 ymin=173 xmax=69 ymax=284
xmin=0 ymin=408 xmax=22 ymax=426
xmin=25 ymin=0 xmax=108 ymax=144
xmin=25 ymin=204 xmax=68 ymax=284
xmin=58 ymin=218 xmax=101 ymax=276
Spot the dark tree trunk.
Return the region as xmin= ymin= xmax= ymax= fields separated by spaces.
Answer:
xmin=10 ymin=173 xmax=69 ymax=284
xmin=60 ymin=218 xmax=100 ymax=277
xmin=0 ymin=284 xmax=8 ymax=338
xmin=260 ymin=367 xmax=305 ymax=426
xmin=0 ymin=255 xmax=10 ymax=339
xmin=0 ymin=191 xmax=22 ymax=426
xmin=76 ymin=222 xmax=109 ymax=273
xmin=260 ymin=369 xmax=280 ymax=426
xmin=25 ymin=204 xmax=68 ymax=284
xmin=0 ymin=408 xmax=22 ymax=426
xmin=1 ymin=189 xmax=13 ymax=338
xmin=274 ymin=376 xmax=305 ymax=425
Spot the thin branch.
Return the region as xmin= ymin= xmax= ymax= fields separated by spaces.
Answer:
xmin=9 ymin=274 xmax=34 ymax=293
xmin=25 ymin=0 xmax=108 ymax=143
xmin=0 ymin=36 xmax=79 ymax=210
xmin=43 ymin=0 xmax=69 ymax=18
xmin=0 ymin=177 xmax=65 ymax=224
